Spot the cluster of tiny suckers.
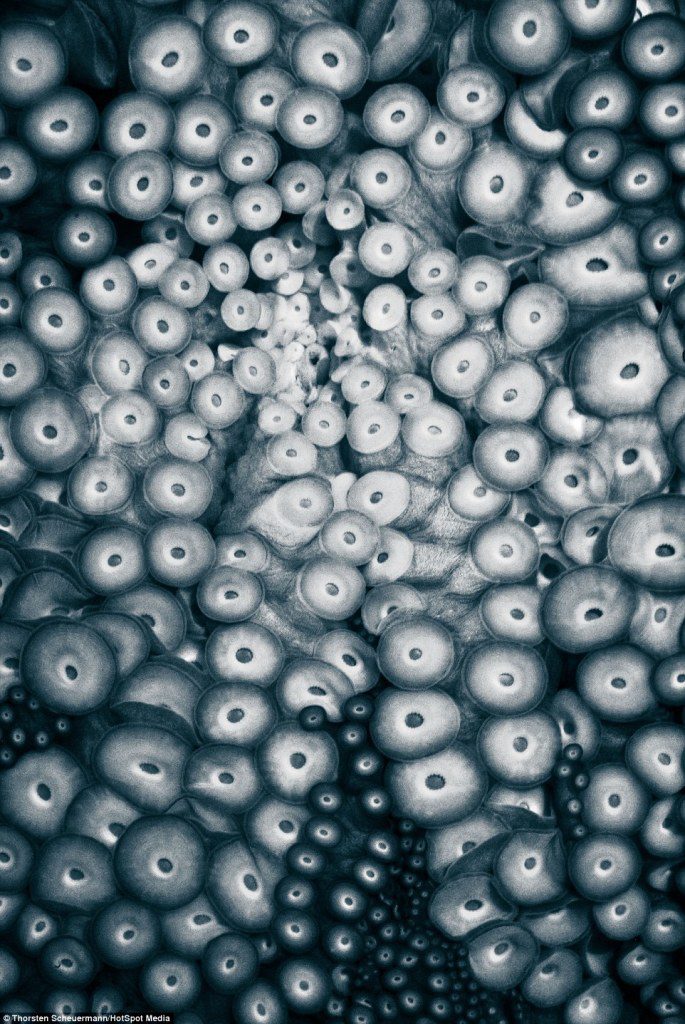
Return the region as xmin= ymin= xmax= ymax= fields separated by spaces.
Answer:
xmin=0 ymin=0 xmax=684 ymax=1021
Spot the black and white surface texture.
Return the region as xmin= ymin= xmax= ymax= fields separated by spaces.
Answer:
xmin=0 ymin=0 xmax=684 ymax=1021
